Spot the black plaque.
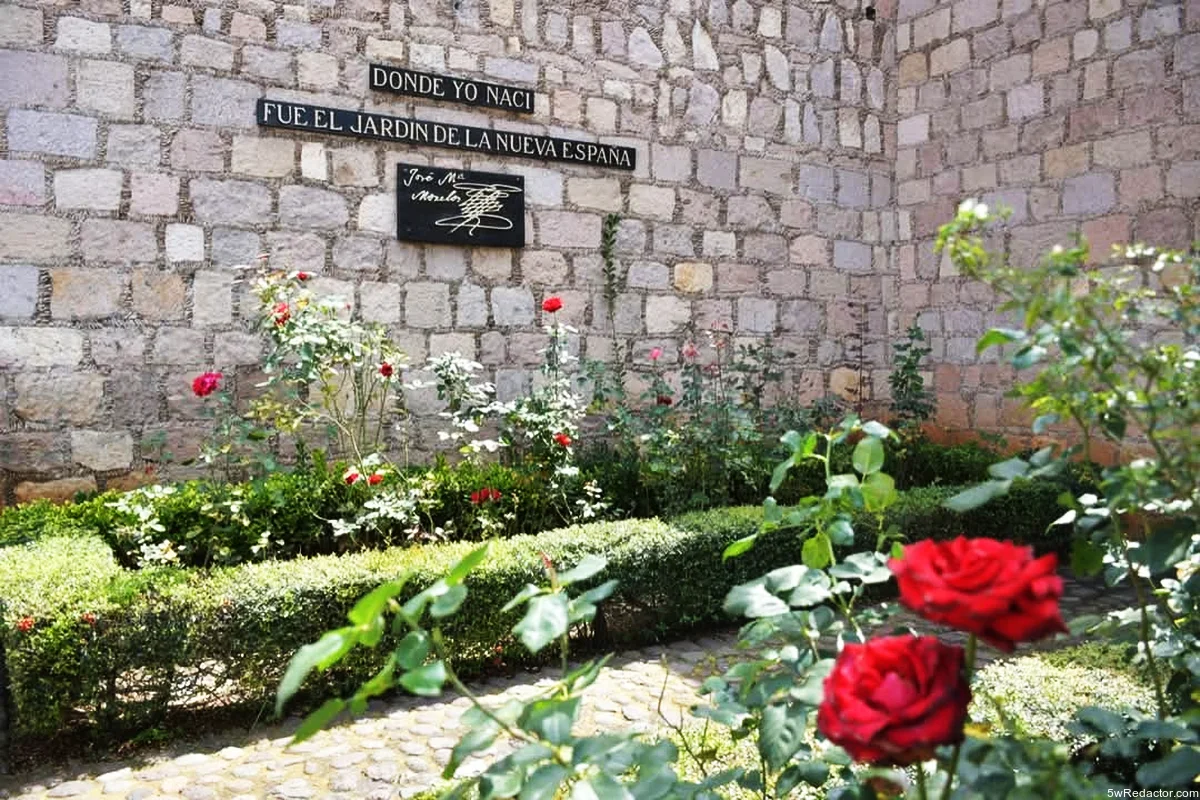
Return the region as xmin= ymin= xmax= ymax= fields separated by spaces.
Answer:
xmin=256 ymin=99 xmax=636 ymax=171
xmin=370 ymin=64 xmax=534 ymax=114
xmin=396 ymin=163 xmax=525 ymax=247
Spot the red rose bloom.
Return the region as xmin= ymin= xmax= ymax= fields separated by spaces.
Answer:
xmin=295 ymin=271 xmax=311 ymax=281
xmin=81 ymin=613 xmax=97 ymax=626
xmin=542 ymin=296 xmax=563 ymax=313
xmin=379 ymin=362 xmax=394 ymax=378
xmin=817 ymin=635 xmax=970 ymax=766
xmin=367 ymin=473 xmax=384 ymax=486
xmin=656 ymin=395 xmax=673 ymax=406
xmin=191 ymin=371 xmax=223 ymax=398
xmin=15 ymin=617 xmax=34 ymax=633
xmin=273 ymin=302 xmax=291 ymax=326
xmin=889 ymin=537 xmax=1069 ymax=652
xmin=553 ymin=432 xmax=572 ymax=447
xmin=344 ymin=472 xmax=360 ymax=485
xmin=471 ymin=487 xmax=502 ymax=504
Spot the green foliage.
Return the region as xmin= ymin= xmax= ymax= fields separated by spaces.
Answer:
xmin=888 ymin=323 xmax=934 ymax=425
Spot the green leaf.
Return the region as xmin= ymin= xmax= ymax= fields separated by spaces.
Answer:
xmin=764 ymin=565 xmax=809 ymax=592
xmin=1137 ymin=523 xmax=1194 ymax=574
xmin=827 ymin=516 xmax=855 ymax=546
xmin=827 ymin=474 xmax=859 ymax=491
xmin=399 ymin=660 xmax=447 ymax=696
xmin=572 ymin=773 xmax=632 ymax=800
xmin=445 ymin=719 xmax=501 ymax=778
xmin=431 ymin=583 xmax=468 ymax=618
xmin=724 ymin=581 xmax=789 ymax=618
xmin=514 ymin=593 xmax=570 ymax=653
xmin=1032 ymin=413 xmax=1060 ymax=434
xmin=770 ymin=457 xmax=795 ymax=493
xmin=519 ymin=697 xmax=580 ymax=745
xmin=976 ymin=327 xmax=1025 ymax=353
xmin=860 ymin=472 xmax=896 ymax=513
xmin=787 ymin=570 xmax=833 ymax=607
xmin=395 ymin=630 xmax=431 ymax=670
xmin=1136 ymin=746 xmax=1200 ymax=787
xmin=776 ymin=762 xmax=829 ymax=796
xmin=759 ymin=703 xmax=809 ymax=770
xmin=801 ymin=535 xmax=830 ymax=569
xmin=557 ymin=554 xmax=607 ymax=585
xmin=987 ymin=457 xmax=1029 ymax=480
xmin=1075 ymin=706 xmax=1126 ymax=736
xmin=1070 ymin=538 xmax=1104 ymax=577
xmin=348 ymin=579 xmax=406 ymax=626
xmin=292 ymin=698 xmax=345 ymax=744
xmin=1012 ymin=344 xmax=1047 ymax=369
xmin=763 ymin=496 xmax=783 ymax=524
xmin=520 ymin=764 xmax=569 ymax=800
xmin=447 ymin=543 xmax=491 ymax=584
xmin=277 ymin=628 xmax=356 ymax=715
xmin=860 ymin=421 xmax=891 ymax=439
xmin=724 ymin=534 xmax=758 ymax=560
xmin=501 ymin=583 xmax=543 ymax=613
xmin=943 ymin=479 xmax=1011 ymax=512
xmin=481 ymin=767 xmax=524 ymax=800
xmin=830 ymin=552 xmax=892 ymax=584
xmin=852 ymin=437 xmax=885 ymax=476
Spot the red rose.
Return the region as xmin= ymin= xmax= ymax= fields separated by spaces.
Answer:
xmin=889 ymin=537 xmax=1069 ymax=652
xmin=542 ymin=296 xmax=563 ymax=313
xmin=295 ymin=271 xmax=311 ymax=281
xmin=191 ymin=371 xmax=223 ymax=398
xmin=81 ymin=613 xmax=97 ymax=626
xmin=379 ymin=362 xmax=394 ymax=378
xmin=273 ymin=302 xmax=291 ymax=326
xmin=15 ymin=617 xmax=34 ymax=633
xmin=367 ymin=473 xmax=384 ymax=486
xmin=817 ymin=635 xmax=970 ymax=766
xmin=471 ymin=487 xmax=501 ymax=504
xmin=656 ymin=395 xmax=673 ymax=406
xmin=553 ymin=432 xmax=572 ymax=447
xmin=344 ymin=472 xmax=360 ymax=485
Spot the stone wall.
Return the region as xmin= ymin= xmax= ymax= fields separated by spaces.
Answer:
xmin=0 ymin=0 xmax=896 ymax=503
xmin=892 ymin=0 xmax=1199 ymax=446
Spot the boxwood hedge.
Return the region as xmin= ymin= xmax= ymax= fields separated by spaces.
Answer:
xmin=0 ymin=479 xmax=1073 ymax=754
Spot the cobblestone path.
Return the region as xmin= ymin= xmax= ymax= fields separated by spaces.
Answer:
xmin=0 ymin=575 xmax=1134 ymax=800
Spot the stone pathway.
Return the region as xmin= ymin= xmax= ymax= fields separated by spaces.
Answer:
xmin=0 ymin=575 xmax=1135 ymax=800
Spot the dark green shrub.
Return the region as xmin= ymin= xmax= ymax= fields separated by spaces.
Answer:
xmin=0 ymin=480 xmax=1073 ymax=750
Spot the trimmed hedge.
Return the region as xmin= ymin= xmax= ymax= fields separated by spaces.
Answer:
xmin=0 ymin=479 xmax=1073 ymax=752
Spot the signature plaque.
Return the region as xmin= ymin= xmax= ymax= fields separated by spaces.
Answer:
xmin=396 ymin=163 xmax=525 ymax=247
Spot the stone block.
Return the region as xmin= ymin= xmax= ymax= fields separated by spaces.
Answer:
xmin=0 ymin=5 xmax=43 ymax=45
xmin=1007 ymin=82 xmax=1045 ymax=119
xmin=537 ymin=211 xmax=602 ymax=247
xmin=81 ymin=220 xmax=157 ymax=263
xmin=567 ymin=178 xmax=622 ymax=212
xmin=0 ymin=214 xmax=70 ymax=261
xmin=333 ymin=235 xmax=381 ymax=272
xmin=1167 ymin=161 xmax=1200 ymax=198
xmin=0 ymin=265 xmax=39 ymax=318
xmin=0 ymin=433 xmax=68 ymax=472
xmin=15 ymin=477 xmax=99 ymax=505
xmin=833 ymin=240 xmax=872 ymax=272
xmin=76 ymin=59 xmax=135 ymax=118
xmin=521 ymin=251 xmax=568 ymax=284
xmin=456 ymin=282 xmax=488 ymax=327
xmin=703 ymin=231 xmax=736 ymax=257
xmin=790 ymin=235 xmax=828 ymax=265
xmin=7 ymin=110 xmax=96 ymax=158
xmin=0 ymin=160 xmax=45 ymax=206
xmin=0 ymin=52 xmax=69 ymax=108
xmin=331 ymin=147 xmax=378 ymax=187
xmin=55 ymin=17 xmax=111 ymax=53
xmin=696 ymin=149 xmax=737 ymax=190
xmin=181 ymin=34 xmax=235 ymax=69
xmin=740 ymin=157 xmax=792 ymax=195
xmin=244 ymin=46 xmax=294 ymax=83
xmin=232 ymin=136 xmax=296 ymax=177
xmin=163 ymin=224 xmax=204 ymax=263
xmin=144 ymin=71 xmax=186 ymax=121
xmin=674 ymin=262 xmax=714 ymax=293
xmin=117 ymin=24 xmax=174 ymax=60
xmin=193 ymin=270 xmax=233 ymax=325
xmin=645 ymin=294 xmax=691 ymax=333
xmin=55 ymin=168 xmax=123 ymax=211
xmin=0 ymin=326 xmax=84 ymax=367
xmin=130 ymin=172 xmax=179 ymax=216
xmin=190 ymin=76 xmax=261 ymax=128
xmin=491 ymin=286 xmax=534 ymax=326
xmin=15 ymin=372 xmax=105 ymax=425
xmin=51 ymin=268 xmax=124 ymax=318
xmin=472 ymin=249 xmax=512 ymax=281
xmin=736 ymin=296 xmax=777 ymax=333
xmin=108 ymin=125 xmax=161 ymax=167
xmin=171 ymin=129 xmax=224 ymax=171
xmin=214 ymin=228 xmax=263 ymax=266
xmin=72 ymin=430 xmax=134 ymax=472
xmin=89 ymin=329 xmax=145 ymax=366
xmin=192 ymin=179 xmax=273 ymax=225
xmin=405 ymin=282 xmax=450 ymax=328
xmin=627 ymin=261 xmax=670 ymax=290
xmin=279 ymin=185 xmax=348 ymax=229
xmin=1113 ymin=48 xmax=1166 ymax=90
xmin=930 ymin=38 xmax=970 ymax=76
xmin=1063 ymin=172 xmax=1116 ymax=215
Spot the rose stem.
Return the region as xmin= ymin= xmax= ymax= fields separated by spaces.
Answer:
xmin=939 ymin=633 xmax=977 ymax=800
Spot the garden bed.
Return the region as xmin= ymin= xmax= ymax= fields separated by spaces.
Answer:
xmin=0 ymin=479 xmax=1073 ymax=762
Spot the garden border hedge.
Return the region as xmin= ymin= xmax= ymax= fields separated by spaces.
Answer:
xmin=0 ymin=479 xmax=1071 ymax=758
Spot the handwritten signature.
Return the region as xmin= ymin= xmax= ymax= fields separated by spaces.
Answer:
xmin=434 ymin=182 xmax=523 ymax=235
